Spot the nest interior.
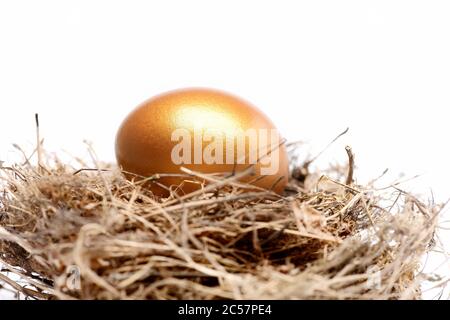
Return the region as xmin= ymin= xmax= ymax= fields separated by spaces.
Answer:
xmin=0 ymin=144 xmax=443 ymax=300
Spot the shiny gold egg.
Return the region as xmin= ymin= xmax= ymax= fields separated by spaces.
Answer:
xmin=115 ymin=88 xmax=289 ymax=196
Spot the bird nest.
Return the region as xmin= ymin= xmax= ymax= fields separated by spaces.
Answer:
xmin=0 ymin=142 xmax=444 ymax=300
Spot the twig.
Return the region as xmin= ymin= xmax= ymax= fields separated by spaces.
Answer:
xmin=305 ymin=127 xmax=349 ymax=168
xmin=35 ymin=113 xmax=42 ymax=172
xmin=345 ymin=146 xmax=354 ymax=186
xmin=73 ymin=168 xmax=111 ymax=175
xmin=0 ymin=273 xmax=51 ymax=300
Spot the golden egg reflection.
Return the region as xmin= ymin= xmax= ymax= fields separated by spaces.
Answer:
xmin=115 ymin=88 xmax=289 ymax=197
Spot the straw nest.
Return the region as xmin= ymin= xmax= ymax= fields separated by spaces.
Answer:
xmin=0 ymin=141 xmax=444 ymax=300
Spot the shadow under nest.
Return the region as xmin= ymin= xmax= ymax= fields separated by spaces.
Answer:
xmin=0 ymin=144 xmax=443 ymax=300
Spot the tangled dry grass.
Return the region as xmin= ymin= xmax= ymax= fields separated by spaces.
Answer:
xmin=0 ymin=139 xmax=446 ymax=300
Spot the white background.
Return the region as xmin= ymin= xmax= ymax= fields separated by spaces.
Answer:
xmin=0 ymin=0 xmax=449 ymax=299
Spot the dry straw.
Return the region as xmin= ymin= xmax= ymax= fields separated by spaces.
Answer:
xmin=0 ymin=121 xmax=446 ymax=300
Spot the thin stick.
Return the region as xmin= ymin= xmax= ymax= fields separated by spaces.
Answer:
xmin=345 ymin=146 xmax=354 ymax=186
xmin=73 ymin=168 xmax=111 ymax=175
xmin=35 ymin=113 xmax=42 ymax=172
xmin=305 ymin=127 xmax=349 ymax=168
xmin=0 ymin=273 xmax=50 ymax=300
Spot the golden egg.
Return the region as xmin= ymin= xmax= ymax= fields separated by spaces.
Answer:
xmin=115 ymin=88 xmax=289 ymax=196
